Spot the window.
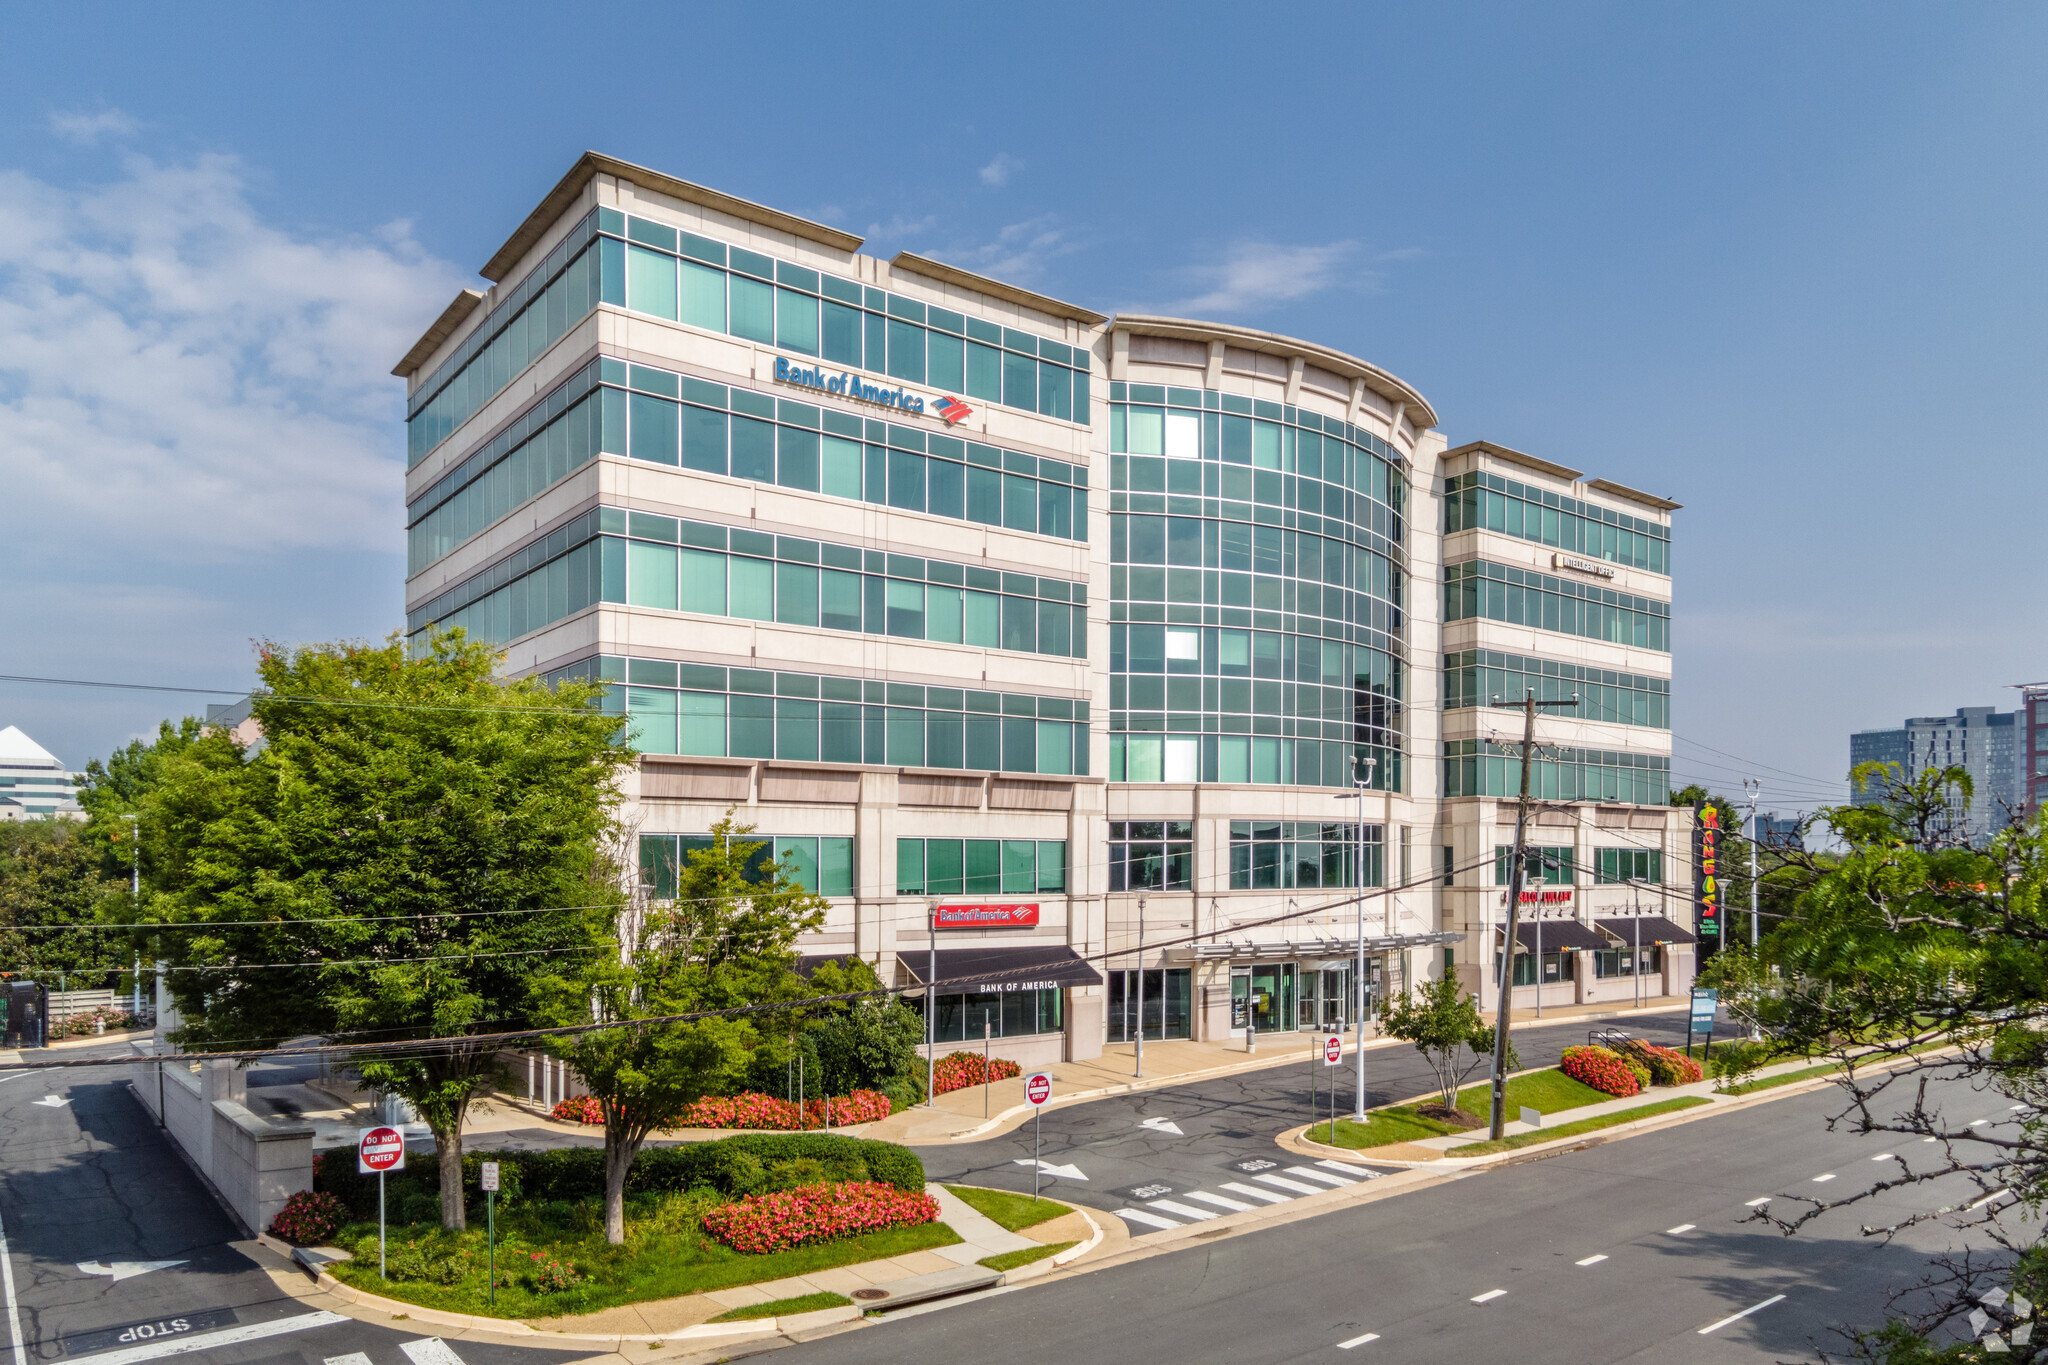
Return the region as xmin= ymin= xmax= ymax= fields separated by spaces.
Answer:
xmin=1107 ymin=969 xmax=1192 ymax=1041
xmin=638 ymin=832 xmax=853 ymax=899
xmin=1109 ymin=821 xmax=1193 ymax=891
xmin=1595 ymin=848 xmax=1663 ymax=884
xmin=1229 ymin=821 xmax=1381 ymax=889
xmin=896 ymin=839 xmax=1069 ymax=895
xmin=1494 ymin=845 xmax=1575 ymax=885
xmin=927 ymin=987 xmax=1065 ymax=1042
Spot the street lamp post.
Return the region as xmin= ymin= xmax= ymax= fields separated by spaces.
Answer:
xmin=1352 ymin=754 xmax=1377 ymax=1121
xmin=925 ymin=898 xmax=939 ymax=1107
xmin=1133 ymin=894 xmax=1148 ymax=1078
xmin=122 ymin=814 xmax=141 ymax=1018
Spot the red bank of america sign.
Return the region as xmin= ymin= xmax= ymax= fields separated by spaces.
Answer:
xmin=932 ymin=903 xmax=1040 ymax=929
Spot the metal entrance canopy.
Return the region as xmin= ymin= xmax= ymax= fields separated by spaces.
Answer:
xmin=1165 ymin=930 xmax=1460 ymax=963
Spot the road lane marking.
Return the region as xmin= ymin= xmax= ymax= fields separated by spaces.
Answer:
xmin=1970 ymin=1119 xmax=1989 ymax=1127
xmin=1147 ymin=1199 xmax=1217 ymax=1221
xmin=1471 ymin=1289 xmax=1506 ymax=1303
xmin=1337 ymin=1332 xmax=1380 ymax=1349
xmin=1812 ymin=1173 xmax=1836 ymax=1183
xmin=1113 ymin=1208 xmax=1181 ymax=1231
xmin=1252 ymin=1173 xmax=1325 ymax=1196
xmin=1746 ymin=1198 xmax=1772 ymax=1206
xmin=1186 ymin=1191 xmax=1257 ymax=1212
xmin=1666 ymin=1224 xmax=1696 ymax=1234
xmin=398 ymin=1340 xmax=466 ymax=1365
xmin=1220 ymin=1181 xmax=1290 ymax=1204
xmin=0 ymin=1205 xmax=23 ymax=1365
xmin=1871 ymin=1154 xmax=1893 ymax=1162
xmin=63 ymin=1311 xmax=347 ymax=1365
xmin=1698 ymin=1295 xmax=1785 ymax=1334
xmin=325 ymin=1355 xmax=372 ymax=1365
xmin=1286 ymin=1166 xmax=1357 ymax=1187
xmin=1968 ymin=1189 xmax=2012 ymax=1211
xmin=1575 ymin=1255 xmax=1608 ymax=1266
xmin=1139 ymin=1117 xmax=1185 ymax=1136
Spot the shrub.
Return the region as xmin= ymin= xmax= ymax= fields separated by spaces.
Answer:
xmin=1707 ymin=1039 xmax=1770 ymax=1090
xmin=1639 ymin=1044 xmax=1704 ymax=1087
xmin=932 ymin=1052 xmax=1022 ymax=1095
xmin=708 ymin=1146 xmax=766 ymax=1198
xmin=700 ymin=1181 xmax=939 ymax=1254
xmin=551 ymin=1095 xmax=602 ymax=1124
xmin=266 ymin=1189 xmax=348 ymax=1245
xmin=525 ymin=1251 xmax=581 ymax=1293
xmin=1560 ymin=1046 xmax=1642 ymax=1098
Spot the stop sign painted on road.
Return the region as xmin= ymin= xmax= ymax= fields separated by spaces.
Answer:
xmin=358 ymin=1125 xmax=406 ymax=1174
xmin=1323 ymin=1034 xmax=1343 ymax=1065
xmin=1025 ymin=1072 xmax=1052 ymax=1106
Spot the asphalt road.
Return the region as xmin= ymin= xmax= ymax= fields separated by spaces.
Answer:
xmin=790 ymin=1075 xmax=2038 ymax=1365
xmin=914 ymin=1008 xmax=1723 ymax=1226
xmin=0 ymin=1046 xmax=588 ymax=1365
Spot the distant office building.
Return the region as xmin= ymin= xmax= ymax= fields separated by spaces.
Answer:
xmin=2023 ymin=683 xmax=2048 ymax=821
xmin=1753 ymin=812 xmax=1803 ymax=852
xmin=1849 ymin=706 xmax=2018 ymax=843
xmin=0 ymin=727 xmax=84 ymax=820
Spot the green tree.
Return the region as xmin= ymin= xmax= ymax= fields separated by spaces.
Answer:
xmin=803 ymin=957 xmax=926 ymax=1104
xmin=1733 ymin=764 xmax=2048 ymax=1363
xmin=1381 ymin=976 xmax=1517 ymax=1111
xmin=0 ymin=820 xmax=128 ymax=984
xmin=140 ymin=631 xmax=629 ymax=1230
xmin=534 ymin=814 xmax=824 ymax=1244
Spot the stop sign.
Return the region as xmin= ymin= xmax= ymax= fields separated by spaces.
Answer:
xmin=1025 ymin=1072 xmax=1052 ymax=1106
xmin=1323 ymin=1034 xmax=1343 ymax=1065
xmin=357 ymin=1125 xmax=406 ymax=1174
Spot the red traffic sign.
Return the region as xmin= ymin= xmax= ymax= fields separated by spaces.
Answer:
xmin=358 ymin=1125 xmax=406 ymax=1174
xmin=1024 ymin=1072 xmax=1052 ymax=1106
xmin=1323 ymin=1034 xmax=1343 ymax=1066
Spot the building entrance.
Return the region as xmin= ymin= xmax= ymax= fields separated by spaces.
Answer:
xmin=1231 ymin=963 xmax=1297 ymax=1033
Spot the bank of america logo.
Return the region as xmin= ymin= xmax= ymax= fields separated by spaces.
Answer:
xmin=934 ymin=396 xmax=974 ymax=425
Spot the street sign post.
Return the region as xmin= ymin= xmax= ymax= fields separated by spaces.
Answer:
xmin=1323 ymin=1032 xmax=1343 ymax=1141
xmin=1025 ymin=1072 xmax=1052 ymax=1200
xmin=357 ymin=1126 xmax=405 ymax=1279
xmin=481 ymin=1161 xmax=499 ymax=1305
xmin=1687 ymin=988 xmax=1720 ymax=1065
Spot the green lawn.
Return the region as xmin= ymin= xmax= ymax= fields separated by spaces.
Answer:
xmin=1447 ymin=1097 xmax=1711 ymax=1155
xmin=978 ymin=1241 xmax=1076 ymax=1272
xmin=1321 ymin=1069 xmax=1609 ymax=1151
xmin=945 ymin=1185 xmax=1071 ymax=1232
xmin=1722 ymin=1062 xmax=1842 ymax=1096
xmin=325 ymin=1190 xmax=960 ymax=1319
xmin=708 ymin=1291 xmax=852 ymax=1322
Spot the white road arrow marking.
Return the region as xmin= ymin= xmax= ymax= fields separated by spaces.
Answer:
xmin=76 ymin=1261 xmax=185 ymax=1283
xmin=1012 ymin=1158 xmax=1087 ymax=1180
xmin=1139 ymin=1117 xmax=1185 ymax=1136
xmin=33 ymin=1097 xmax=70 ymax=1109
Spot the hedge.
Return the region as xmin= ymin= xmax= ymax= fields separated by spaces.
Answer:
xmin=1559 ymin=1045 xmax=1643 ymax=1098
xmin=313 ymin=1133 xmax=925 ymax=1221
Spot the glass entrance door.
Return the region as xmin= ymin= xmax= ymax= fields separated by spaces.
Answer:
xmin=1230 ymin=970 xmax=1250 ymax=1029
xmin=1248 ymin=963 xmax=1296 ymax=1032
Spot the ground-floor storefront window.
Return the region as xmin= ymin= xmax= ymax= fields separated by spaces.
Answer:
xmin=1231 ymin=963 xmax=1298 ymax=1032
xmin=929 ymin=987 xmax=1065 ymax=1043
xmin=1106 ymin=968 xmax=1191 ymax=1041
xmin=1593 ymin=946 xmax=1661 ymax=977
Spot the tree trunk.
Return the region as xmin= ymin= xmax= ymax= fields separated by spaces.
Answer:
xmin=603 ymin=1122 xmax=646 ymax=1246
xmin=433 ymin=1115 xmax=467 ymax=1231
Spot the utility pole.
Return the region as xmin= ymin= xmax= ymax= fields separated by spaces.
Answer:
xmin=1742 ymin=778 xmax=1761 ymax=950
xmin=1486 ymin=689 xmax=1578 ymax=1143
xmin=925 ymin=899 xmax=939 ymax=1107
xmin=122 ymin=814 xmax=140 ymax=1018
xmin=1133 ymin=894 xmax=1147 ymax=1078
xmin=1350 ymin=754 xmax=1378 ymax=1120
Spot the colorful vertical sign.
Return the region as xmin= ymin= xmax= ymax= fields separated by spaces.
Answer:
xmin=1694 ymin=799 xmax=1722 ymax=952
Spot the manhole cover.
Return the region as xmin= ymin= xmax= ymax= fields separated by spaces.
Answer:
xmin=852 ymin=1288 xmax=889 ymax=1301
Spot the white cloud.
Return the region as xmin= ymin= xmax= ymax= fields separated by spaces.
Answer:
xmin=47 ymin=107 xmax=141 ymax=145
xmin=944 ymin=214 xmax=1073 ymax=285
xmin=864 ymin=212 xmax=937 ymax=243
xmin=978 ymin=153 xmax=1022 ymax=188
xmin=1164 ymin=239 xmax=1369 ymax=315
xmin=0 ymin=152 xmax=468 ymax=560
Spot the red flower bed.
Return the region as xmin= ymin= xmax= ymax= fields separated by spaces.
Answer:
xmin=1559 ymin=1046 xmax=1642 ymax=1098
xmin=267 ymin=1189 xmax=348 ymax=1245
xmin=1639 ymin=1044 xmax=1703 ymax=1086
xmin=701 ymin=1180 xmax=939 ymax=1254
xmin=550 ymin=1090 xmax=893 ymax=1130
xmin=933 ymin=1052 xmax=1022 ymax=1095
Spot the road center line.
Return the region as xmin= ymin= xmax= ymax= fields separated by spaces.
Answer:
xmin=1698 ymin=1294 xmax=1786 ymax=1334
xmin=61 ymin=1312 xmax=346 ymax=1365
xmin=0 ymin=1206 xmax=23 ymax=1365
xmin=1745 ymin=1197 xmax=1772 ymax=1206
xmin=1870 ymin=1153 xmax=1893 ymax=1161
xmin=1666 ymin=1224 xmax=1695 ymax=1234
xmin=1471 ymin=1289 xmax=1506 ymax=1303
xmin=1812 ymin=1173 xmax=1836 ymax=1183
xmin=1575 ymin=1254 xmax=1607 ymax=1266
xmin=1336 ymin=1332 xmax=1380 ymax=1349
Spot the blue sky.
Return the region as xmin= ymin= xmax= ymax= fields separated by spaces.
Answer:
xmin=2 ymin=3 xmax=2043 ymax=817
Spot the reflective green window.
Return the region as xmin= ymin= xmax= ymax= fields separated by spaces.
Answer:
xmin=820 ymin=569 xmax=862 ymax=632
xmin=821 ymin=435 xmax=863 ymax=499
xmin=927 ymin=585 xmax=964 ymax=643
xmin=885 ymin=579 xmax=925 ymax=638
xmin=680 ymin=548 xmax=725 ymax=615
xmin=628 ymin=687 xmax=677 ymax=754
xmin=886 ymin=319 xmax=925 ymax=382
xmin=776 ymin=288 xmax=818 ymax=355
xmin=680 ymin=261 xmax=725 ymax=331
xmin=1003 ymin=350 xmax=1035 ymax=409
xmin=627 ymin=541 xmax=678 ymax=610
xmin=928 ymin=331 xmax=964 ymax=392
xmin=626 ymin=245 xmax=677 ymax=320
xmin=678 ymin=692 xmax=726 ymax=756
xmin=821 ymin=301 xmax=861 ymax=365
xmin=775 ymin=563 xmax=819 ymax=626
xmin=729 ymin=275 xmax=774 ymax=343
xmin=681 ymin=405 xmax=726 ymax=474
xmin=628 ymin=393 xmax=678 ymax=464
xmin=966 ymin=343 xmax=1002 ymax=400
xmin=729 ymin=557 xmax=773 ymax=620
xmin=777 ymin=428 xmax=820 ymax=491
xmin=964 ymin=591 xmax=1000 ymax=647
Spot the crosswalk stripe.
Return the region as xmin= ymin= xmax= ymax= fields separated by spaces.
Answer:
xmin=1317 ymin=1159 xmax=1371 ymax=1175
xmin=324 ymin=1356 xmax=373 ymax=1365
xmin=1115 ymin=1207 xmax=1183 ymax=1230
xmin=399 ymin=1342 xmax=466 ymax=1365
xmin=1187 ymin=1190 xmax=1258 ymax=1212
xmin=65 ymin=1313 xmax=347 ymax=1365
xmin=1221 ymin=1181 xmax=1292 ymax=1204
xmin=1148 ymin=1199 xmax=1218 ymax=1221
xmin=1253 ymin=1172 xmax=1326 ymax=1196
xmin=1287 ymin=1165 xmax=1356 ymax=1186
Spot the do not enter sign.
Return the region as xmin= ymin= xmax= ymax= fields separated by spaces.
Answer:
xmin=358 ymin=1125 xmax=406 ymax=1174
xmin=1323 ymin=1034 xmax=1343 ymax=1066
xmin=1025 ymin=1072 xmax=1052 ymax=1106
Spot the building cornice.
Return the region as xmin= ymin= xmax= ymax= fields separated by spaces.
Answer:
xmin=889 ymin=252 xmax=1108 ymax=327
xmin=391 ymin=289 xmax=485 ymax=379
xmin=1109 ymin=314 xmax=1438 ymax=430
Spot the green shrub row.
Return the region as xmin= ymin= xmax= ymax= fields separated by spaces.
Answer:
xmin=314 ymin=1133 xmax=924 ymax=1222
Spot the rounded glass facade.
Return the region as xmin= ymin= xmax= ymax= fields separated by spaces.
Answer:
xmin=1106 ymin=382 xmax=1407 ymax=791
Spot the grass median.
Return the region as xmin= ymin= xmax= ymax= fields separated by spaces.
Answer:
xmin=945 ymin=1184 xmax=1072 ymax=1232
xmin=1446 ymin=1097 xmax=1711 ymax=1155
xmin=1318 ymin=1069 xmax=1611 ymax=1150
xmin=708 ymin=1291 xmax=853 ymax=1322
xmin=978 ymin=1241 xmax=1077 ymax=1272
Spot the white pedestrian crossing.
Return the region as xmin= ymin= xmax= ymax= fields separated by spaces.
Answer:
xmin=1147 ymin=1198 xmax=1219 ymax=1220
xmin=1287 ymin=1165 xmax=1357 ymax=1187
xmin=1114 ymin=1207 xmax=1182 ymax=1230
xmin=1107 ymin=1159 xmax=1387 ymax=1234
xmin=1187 ymin=1190 xmax=1258 ymax=1212
xmin=1220 ymin=1180 xmax=1291 ymax=1204
xmin=1253 ymin=1172 xmax=1327 ymax=1195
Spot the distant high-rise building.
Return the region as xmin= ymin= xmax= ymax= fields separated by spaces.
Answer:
xmin=1849 ymin=706 xmax=2019 ymax=843
xmin=0 ymin=727 xmax=84 ymax=820
xmin=1752 ymin=812 xmax=1803 ymax=852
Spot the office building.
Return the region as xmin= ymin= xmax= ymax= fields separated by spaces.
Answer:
xmin=395 ymin=153 xmax=1691 ymax=1063
xmin=0 ymin=726 xmax=84 ymax=820
xmin=1850 ymin=706 xmax=2018 ymax=843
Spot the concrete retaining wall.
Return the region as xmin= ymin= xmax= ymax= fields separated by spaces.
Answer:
xmin=128 ymin=1044 xmax=313 ymax=1236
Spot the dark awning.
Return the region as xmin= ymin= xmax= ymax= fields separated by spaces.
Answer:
xmin=1596 ymin=916 xmax=1697 ymax=946
xmin=1498 ymin=919 xmax=1608 ymax=952
xmin=901 ymin=945 xmax=1104 ymax=994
